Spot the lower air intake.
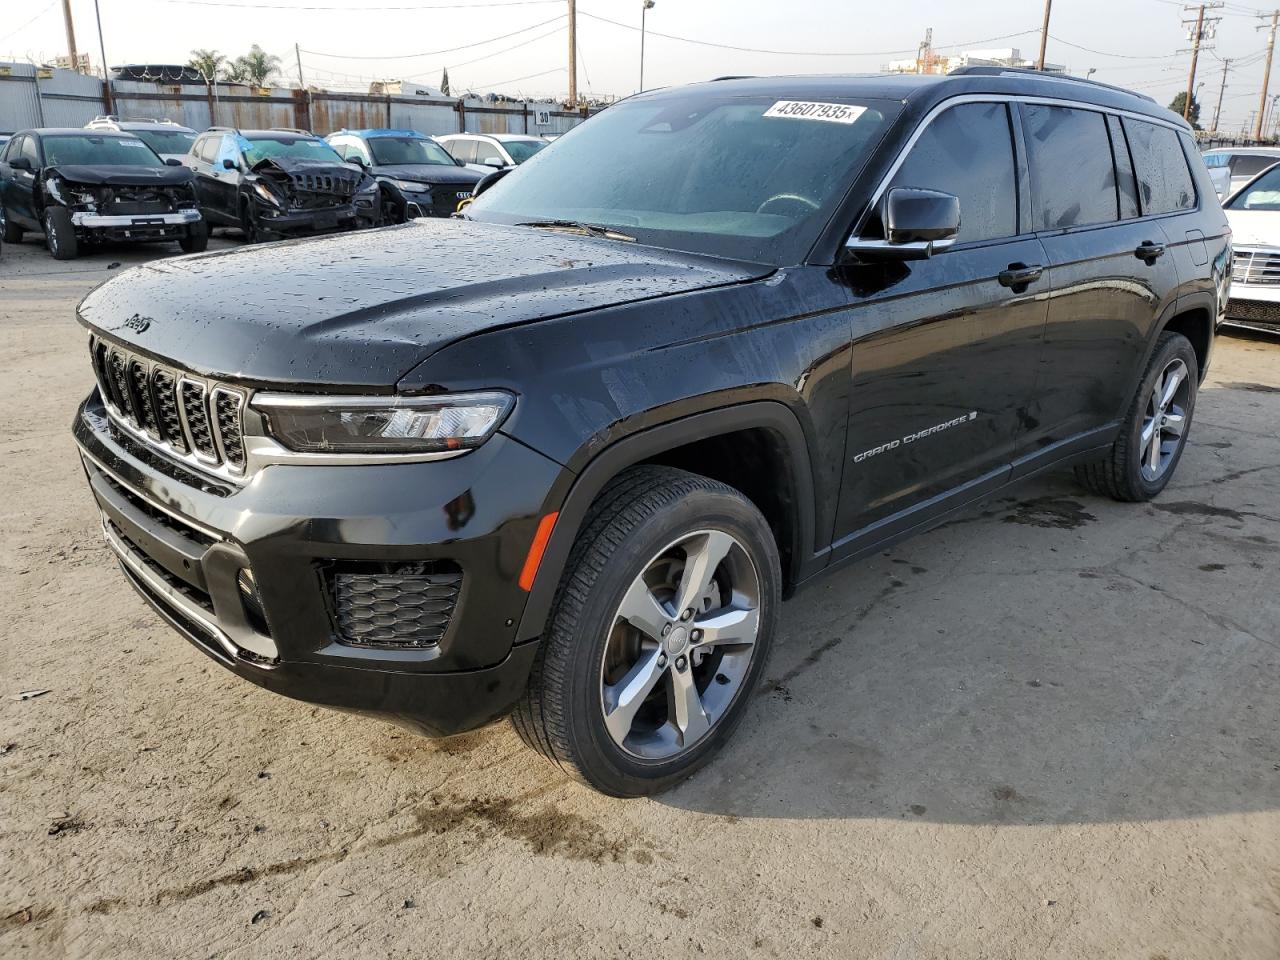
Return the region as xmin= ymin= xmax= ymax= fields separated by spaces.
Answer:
xmin=330 ymin=562 xmax=462 ymax=648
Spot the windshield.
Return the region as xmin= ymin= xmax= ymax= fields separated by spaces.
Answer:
xmin=243 ymin=136 xmax=343 ymax=166
xmin=368 ymin=137 xmax=455 ymax=166
xmin=502 ymin=139 xmax=546 ymax=163
xmin=133 ymin=129 xmax=197 ymax=155
xmin=1226 ymin=164 xmax=1280 ymax=210
xmin=466 ymin=91 xmax=895 ymax=263
xmin=43 ymin=135 xmax=165 ymax=167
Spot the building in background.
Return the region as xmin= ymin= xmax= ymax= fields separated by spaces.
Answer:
xmin=885 ymin=34 xmax=1066 ymax=76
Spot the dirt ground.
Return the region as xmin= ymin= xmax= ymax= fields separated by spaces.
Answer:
xmin=1 ymin=234 xmax=1279 ymax=960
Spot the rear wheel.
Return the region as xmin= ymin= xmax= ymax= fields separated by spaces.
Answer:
xmin=44 ymin=207 xmax=78 ymax=260
xmin=1075 ymin=331 xmax=1198 ymax=501
xmin=1 ymin=205 xmax=20 ymax=243
xmin=512 ymin=466 xmax=780 ymax=797
xmin=179 ymin=219 xmax=208 ymax=253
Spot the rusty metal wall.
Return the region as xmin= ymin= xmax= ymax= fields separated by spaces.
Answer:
xmin=2 ymin=62 xmax=597 ymax=139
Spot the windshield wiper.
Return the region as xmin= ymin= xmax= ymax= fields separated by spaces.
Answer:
xmin=516 ymin=219 xmax=635 ymax=242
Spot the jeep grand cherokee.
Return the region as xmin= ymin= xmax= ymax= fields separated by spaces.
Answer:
xmin=73 ymin=70 xmax=1229 ymax=797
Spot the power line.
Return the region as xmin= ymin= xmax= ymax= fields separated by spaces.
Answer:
xmin=472 ymin=65 xmax=562 ymax=88
xmin=1047 ymin=34 xmax=1181 ymax=59
xmin=301 ymin=13 xmax=564 ymax=59
xmin=578 ymin=10 xmax=1039 ymax=58
xmin=0 ymin=0 xmax=57 ymax=45
xmin=161 ymin=0 xmax=559 ymax=8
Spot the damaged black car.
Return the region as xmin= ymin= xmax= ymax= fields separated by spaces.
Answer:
xmin=325 ymin=129 xmax=482 ymax=222
xmin=186 ymin=127 xmax=378 ymax=242
xmin=0 ymin=128 xmax=206 ymax=261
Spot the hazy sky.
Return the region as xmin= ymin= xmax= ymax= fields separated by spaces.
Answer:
xmin=2 ymin=0 xmax=1277 ymax=130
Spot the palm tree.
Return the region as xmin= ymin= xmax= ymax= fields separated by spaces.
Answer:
xmin=188 ymin=49 xmax=226 ymax=123
xmin=233 ymin=45 xmax=281 ymax=88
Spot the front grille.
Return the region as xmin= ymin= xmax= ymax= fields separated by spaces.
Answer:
xmin=89 ymin=335 xmax=246 ymax=477
xmin=1226 ymin=298 xmax=1280 ymax=325
xmin=330 ymin=562 xmax=462 ymax=648
xmin=290 ymin=172 xmax=357 ymax=197
xmin=1232 ymin=247 xmax=1280 ymax=286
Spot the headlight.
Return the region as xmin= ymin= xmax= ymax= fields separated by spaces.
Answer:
xmin=252 ymin=391 xmax=514 ymax=455
xmin=46 ymin=178 xmax=97 ymax=208
xmin=389 ymin=178 xmax=428 ymax=193
xmin=252 ymin=181 xmax=284 ymax=206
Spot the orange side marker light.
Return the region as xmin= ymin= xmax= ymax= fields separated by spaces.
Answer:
xmin=518 ymin=512 xmax=559 ymax=592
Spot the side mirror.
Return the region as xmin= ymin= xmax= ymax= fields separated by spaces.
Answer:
xmin=10 ymin=157 xmax=32 ymax=172
xmin=221 ymin=157 xmax=236 ymax=171
xmin=472 ymin=166 xmax=511 ymax=198
xmin=481 ymin=156 xmax=505 ymax=167
xmin=348 ymin=154 xmax=367 ymax=168
xmin=454 ymin=156 xmax=465 ymax=167
xmin=165 ymin=157 xmax=182 ymax=166
xmin=846 ymin=187 xmax=961 ymax=261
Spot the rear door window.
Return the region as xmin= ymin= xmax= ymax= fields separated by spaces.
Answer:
xmin=889 ymin=101 xmax=1018 ymax=243
xmin=1022 ymin=104 xmax=1119 ymax=230
xmin=1122 ymin=118 xmax=1195 ymax=215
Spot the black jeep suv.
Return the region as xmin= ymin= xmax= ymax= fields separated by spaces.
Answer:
xmin=0 ymin=128 xmax=206 ymax=260
xmin=186 ymin=127 xmax=378 ymax=241
xmin=325 ymin=128 xmax=482 ymax=222
xmin=73 ymin=71 xmax=1229 ymax=797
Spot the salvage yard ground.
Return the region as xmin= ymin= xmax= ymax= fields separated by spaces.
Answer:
xmin=2 ymin=237 xmax=1279 ymax=959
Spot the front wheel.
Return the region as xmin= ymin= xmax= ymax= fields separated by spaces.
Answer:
xmin=239 ymin=199 xmax=265 ymax=244
xmin=1075 ymin=331 xmax=1198 ymax=501
xmin=512 ymin=466 xmax=780 ymax=797
xmin=44 ymin=207 xmax=78 ymax=260
xmin=179 ymin=219 xmax=208 ymax=253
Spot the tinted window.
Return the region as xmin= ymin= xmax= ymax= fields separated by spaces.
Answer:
xmin=1123 ymin=119 xmax=1195 ymax=215
xmin=1023 ymin=105 xmax=1118 ymax=230
xmin=195 ymin=136 xmax=216 ymax=162
xmin=475 ymin=140 xmax=505 ymax=165
xmin=1231 ymin=154 xmax=1278 ymax=179
xmin=367 ymin=137 xmax=453 ymax=166
xmin=21 ymin=135 xmax=40 ymax=166
xmin=134 ymin=129 xmax=196 ymax=155
xmin=1225 ymin=164 xmax=1280 ymax=210
xmin=446 ymin=138 xmax=476 ymax=163
xmin=1107 ymin=114 xmax=1140 ymax=219
xmin=890 ymin=101 xmax=1017 ymax=243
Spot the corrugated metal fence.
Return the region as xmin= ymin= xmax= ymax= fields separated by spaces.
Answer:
xmin=0 ymin=62 xmax=595 ymax=137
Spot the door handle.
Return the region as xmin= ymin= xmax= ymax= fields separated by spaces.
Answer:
xmin=1135 ymin=240 xmax=1166 ymax=263
xmin=997 ymin=262 xmax=1044 ymax=291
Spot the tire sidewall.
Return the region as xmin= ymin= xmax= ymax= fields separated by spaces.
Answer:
xmin=1124 ymin=334 xmax=1198 ymax=498
xmin=556 ymin=487 xmax=781 ymax=795
xmin=44 ymin=208 xmax=76 ymax=260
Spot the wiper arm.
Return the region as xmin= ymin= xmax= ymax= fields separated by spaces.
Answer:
xmin=516 ymin=219 xmax=635 ymax=242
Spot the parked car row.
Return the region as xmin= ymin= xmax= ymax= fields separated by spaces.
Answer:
xmin=0 ymin=117 xmax=556 ymax=260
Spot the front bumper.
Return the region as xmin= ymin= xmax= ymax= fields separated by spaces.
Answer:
xmin=1224 ymin=282 xmax=1280 ymax=333
xmin=258 ymin=204 xmax=363 ymax=233
xmin=70 ymin=208 xmax=201 ymax=241
xmin=73 ymin=391 xmax=564 ymax=736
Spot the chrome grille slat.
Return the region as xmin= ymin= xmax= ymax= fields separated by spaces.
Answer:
xmin=1232 ymin=247 xmax=1280 ymax=286
xmin=88 ymin=335 xmax=245 ymax=480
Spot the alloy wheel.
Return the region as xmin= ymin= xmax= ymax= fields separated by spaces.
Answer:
xmin=1140 ymin=357 xmax=1190 ymax=482
xmin=599 ymin=529 xmax=761 ymax=760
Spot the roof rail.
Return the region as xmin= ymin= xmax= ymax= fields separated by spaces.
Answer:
xmin=945 ymin=65 xmax=1158 ymax=104
xmin=120 ymin=116 xmax=180 ymax=125
xmin=270 ymin=127 xmax=312 ymax=135
xmin=206 ymin=125 xmax=242 ymax=134
xmin=86 ymin=114 xmax=119 ymax=124
xmin=710 ymin=75 xmax=757 ymax=82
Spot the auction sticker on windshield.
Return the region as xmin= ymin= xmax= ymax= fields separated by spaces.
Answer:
xmin=763 ymin=101 xmax=866 ymax=124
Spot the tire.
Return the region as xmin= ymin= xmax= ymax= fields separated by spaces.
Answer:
xmin=43 ymin=207 xmax=78 ymax=260
xmin=512 ymin=465 xmax=781 ymax=797
xmin=179 ymin=219 xmax=209 ymax=253
xmin=239 ymin=199 xmax=263 ymax=244
xmin=1 ymin=205 xmax=20 ymax=243
xmin=1074 ymin=331 xmax=1198 ymax=502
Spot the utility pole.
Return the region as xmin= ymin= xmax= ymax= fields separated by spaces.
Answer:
xmin=1037 ymin=0 xmax=1052 ymax=70
xmin=60 ymin=0 xmax=79 ymax=73
xmin=1255 ymin=10 xmax=1279 ymax=140
xmin=1181 ymin=4 xmax=1221 ymax=123
xmin=295 ymin=43 xmax=312 ymax=132
xmin=639 ymin=0 xmax=655 ymax=92
xmin=567 ymin=0 xmax=577 ymax=108
xmin=1212 ymin=57 xmax=1231 ymax=132
xmin=92 ymin=0 xmax=112 ymax=114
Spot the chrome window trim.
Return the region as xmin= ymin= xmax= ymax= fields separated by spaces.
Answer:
xmin=851 ymin=92 xmax=1196 ymax=249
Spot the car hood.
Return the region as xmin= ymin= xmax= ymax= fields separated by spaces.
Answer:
xmin=77 ymin=217 xmax=772 ymax=390
xmin=46 ymin=164 xmax=195 ymax=186
xmin=1224 ymin=208 xmax=1280 ymax=247
xmin=373 ymin=163 xmax=482 ymax=186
